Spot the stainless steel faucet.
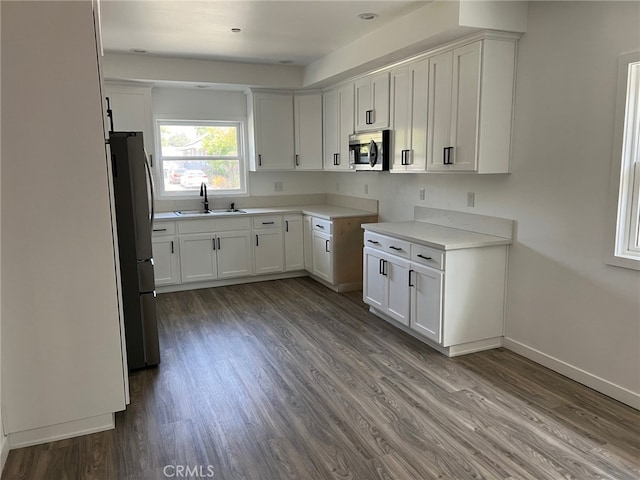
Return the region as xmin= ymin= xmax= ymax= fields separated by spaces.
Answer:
xmin=200 ymin=183 xmax=209 ymax=212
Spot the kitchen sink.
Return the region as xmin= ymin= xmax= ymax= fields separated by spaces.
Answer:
xmin=174 ymin=209 xmax=246 ymax=216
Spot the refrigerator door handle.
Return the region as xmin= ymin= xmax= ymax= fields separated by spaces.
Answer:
xmin=144 ymin=150 xmax=155 ymax=228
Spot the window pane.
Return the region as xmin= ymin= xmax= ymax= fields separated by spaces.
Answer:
xmin=162 ymin=160 xmax=240 ymax=192
xmin=159 ymin=124 xmax=238 ymax=157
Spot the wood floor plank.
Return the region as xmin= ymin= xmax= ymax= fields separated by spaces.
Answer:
xmin=2 ymin=277 xmax=638 ymax=480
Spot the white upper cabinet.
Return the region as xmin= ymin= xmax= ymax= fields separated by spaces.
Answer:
xmin=104 ymin=84 xmax=154 ymax=159
xmin=355 ymin=72 xmax=390 ymax=131
xmin=246 ymin=90 xmax=295 ymax=171
xmin=390 ymin=59 xmax=429 ymax=172
xmin=294 ymin=93 xmax=323 ymax=170
xmin=427 ymin=37 xmax=517 ymax=173
xmin=323 ymin=83 xmax=354 ymax=171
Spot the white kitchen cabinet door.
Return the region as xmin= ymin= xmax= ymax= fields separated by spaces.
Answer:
xmin=152 ymin=236 xmax=180 ymax=286
xmin=216 ymin=230 xmax=253 ymax=279
xmin=254 ymin=229 xmax=284 ymax=275
xmin=355 ymin=72 xmax=390 ymax=131
xmin=303 ymin=215 xmax=313 ymax=272
xmin=284 ymin=215 xmax=304 ymax=271
xmin=410 ymin=263 xmax=444 ymax=343
xmin=363 ymin=247 xmax=385 ymax=310
xmin=248 ymin=91 xmax=295 ymax=171
xmin=179 ymin=233 xmax=218 ymax=283
xmin=384 ymin=255 xmax=411 ymax=326
xmin=427 ymin=50 xmax=454 ymax=172
xmin=312 ymin=230 xmax=333 ymax=283
xmin=323 ymin=84 xmax=354 ymax=171
xmin=294 ymin=93 xmax=323 ymax=170
xmin=103 ymin=85 xmax=154 ymax=159
xmin=390 ymin=59 xmax=428 ymax=172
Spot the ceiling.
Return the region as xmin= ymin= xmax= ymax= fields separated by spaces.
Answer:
xmin=100 ymin=1 xmax=429 ymax=66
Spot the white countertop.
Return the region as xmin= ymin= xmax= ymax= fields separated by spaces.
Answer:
xmin=155 ymin=205 xmax=377 ymax=222
xmin=362 ymin=221 xmax=512 ymax=250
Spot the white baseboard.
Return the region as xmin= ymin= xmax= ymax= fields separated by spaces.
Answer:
xmin=0 ymin=435 xmax=9 ymax=476
xmin=156 ymin=270 xmax=307 ymax=293
xmin=8 ymin=413 xmax=115 ymax=449
xmin=502 ymin=337 xmax=640 ymax=410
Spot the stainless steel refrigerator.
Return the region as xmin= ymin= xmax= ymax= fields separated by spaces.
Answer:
xmin=109 ymin=131 xmax=160 ymax=370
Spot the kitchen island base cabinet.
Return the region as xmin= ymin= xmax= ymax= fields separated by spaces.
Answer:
xmin=363 ymin=229 xmax=508 ymax=357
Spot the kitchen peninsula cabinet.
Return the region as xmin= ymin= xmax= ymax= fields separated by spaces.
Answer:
xmin=362 ymin=210 xmax=512 ymax=356
xmin=426 ymin=36 xmax=517 ymax=173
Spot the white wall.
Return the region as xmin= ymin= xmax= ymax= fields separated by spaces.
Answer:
xmin=327 ymin=1 xmax=640 ymax=405
xmin=1 ymin=1 xmax=125 ymax=436
xmin=151 ymin=87 xmax=326 ymax=212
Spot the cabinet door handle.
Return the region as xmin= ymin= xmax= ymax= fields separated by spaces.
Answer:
xmin=382 ymin=259 xmax=387 ymax=276
xmin=367 ymin=239 xmax=379 ymax=244
xmin=258 ymin=154 xmax=262 ymax=166
xmin=443 ymin=146 xmax=454 ymax=165
xmin=379 ymin=258 xmax=384 ymax=275
xmin=335 ymin=153 xmax=340 ymax=166
xmin=217 ymin=237 xmax=221 ymax=250
xmin=389 ymin=246 xmax=402 ymax=251
xmin=417 ymin=254 xmax=432 ymax=260
xmin=409 ymin=269 xmax=414 ymax=287
xmin=256 ymin=235 xmax=259 ymax=247
xmin=213 ymin=238 xmax=216 ymax=250
xmin=153 ymin=228 xmax=167 ymax=232
xmin=171 ymin=241 xmax=174 ymax=254
xmin=325 ymin=240 xmax=330 ymax=253
xmin=285 ymin=220 xmax=289 ymax=232
xmin=295 ymin=154 xmax=299 ymax=166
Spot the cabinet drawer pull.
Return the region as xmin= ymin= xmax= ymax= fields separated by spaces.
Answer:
xmin=153 ymin=228 xmax=167 ymax=232
xmin=367 ymin=239 xmax=379 ymax=244
xmin=262 ymin=221 xmax=275 ymax=225
xmin=389 ymin=246 xmax=403 ymax=251
xmin=315 ymin=224 xmax=324 ymax=229
xmin=417 ymin=254 xmax=432 ymax=260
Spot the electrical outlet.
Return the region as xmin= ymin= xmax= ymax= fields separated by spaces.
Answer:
xmin=419 ymin=188 xmax=425 ymax=201
xmin=274 ymin=181 xmax=283 ymax=192
xmin=364 ymin=184 xmax=369 ymax=195
xmin=467 ymin=192 xmax=475 ymax=207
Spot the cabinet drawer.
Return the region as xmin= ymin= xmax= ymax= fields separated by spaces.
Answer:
xmin=311 ymin=217 xmax=332 ymax=234
xmin=217 ymin=217 xmax=251 ymax=232
xmin=253 ymin=216 xmax=282 ymax=229
xmin=411 ymin=244 xmax=444 ymax=270
xmin=178 ymin=219 xmax=217 ymax=234
xmin=364 ymin=231 xmax=410 ymax=258
xmin=152 ymin=222 xmax=176 ymax=236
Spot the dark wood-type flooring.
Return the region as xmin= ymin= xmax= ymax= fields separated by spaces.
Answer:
xmin=3 ymin=277 xmax=639 ymax=479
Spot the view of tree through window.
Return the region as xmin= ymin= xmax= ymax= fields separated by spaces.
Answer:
xmin=157 ymin=122 xmax=245 ymax=194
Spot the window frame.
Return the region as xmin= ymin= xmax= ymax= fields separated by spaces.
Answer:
xmin=154 ymin=118 xmax=249 ymax=199
xmin=606 ymin=51 xmax=640 ymax=270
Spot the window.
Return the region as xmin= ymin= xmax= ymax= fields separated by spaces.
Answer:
xmin=607 ymin=52 xmax=640 ymax=270
xmin=156 ymin=120 xmax=247 ymax=197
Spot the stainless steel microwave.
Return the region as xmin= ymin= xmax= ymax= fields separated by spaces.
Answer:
xmin=348 ymin=130 xmax=390 ymax=171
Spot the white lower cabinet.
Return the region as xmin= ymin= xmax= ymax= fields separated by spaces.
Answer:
xmin=216 ymin=230 xmax=253 ymax=279
xmin=363 ymin=229 xmax=507 ymax=356
xmin=254 ymin=216 xmax=284 ymax=275
xmin=152 ymin=235 xmax=181 ymax=286
xmin=312 ymin=230 xmax=332 ymax=283
xmin=284 ymin=215 xmax=304 ymax=271
xmin=410 ymin=262 xmax=443 ymax=343
xmin=179 ymin=233 xmax=218 ymax=283
xmin=363 ymin=247 xmax=411 ymax=325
